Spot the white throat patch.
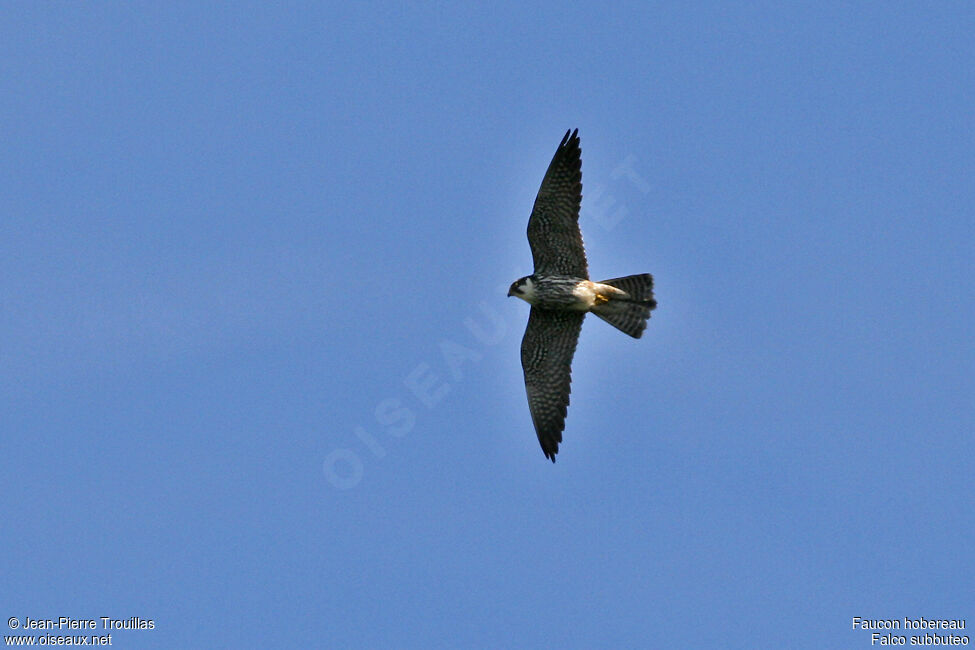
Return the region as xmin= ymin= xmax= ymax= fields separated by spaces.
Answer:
xmin=517 ymin=277 xmax=536 ymax=303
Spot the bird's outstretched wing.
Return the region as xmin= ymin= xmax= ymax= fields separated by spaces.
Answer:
xmin=527 ymin=129 xmax=588 ymax=279
xmin=520 ymin=307 xmax=585 ymax=461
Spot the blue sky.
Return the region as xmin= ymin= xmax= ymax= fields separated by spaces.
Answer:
xmin=2 ymin=3 xmax=972 ymax=648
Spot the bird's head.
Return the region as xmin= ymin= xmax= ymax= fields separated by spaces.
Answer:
xmin=507 ymin=276 xmax=536 ymax=303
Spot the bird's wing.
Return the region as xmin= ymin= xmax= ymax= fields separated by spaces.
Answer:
xmin=527 ymin=129 xmax=588 ymax=279
xmin=521 ymin=308 xmax=585 ymax=461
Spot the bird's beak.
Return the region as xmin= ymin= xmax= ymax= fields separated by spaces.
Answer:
xmin=507 ymin=288 xmax=514 ymax=297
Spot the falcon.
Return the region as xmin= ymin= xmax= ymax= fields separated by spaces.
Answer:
xmin=508 ymin=129 xmax=656 ymax=461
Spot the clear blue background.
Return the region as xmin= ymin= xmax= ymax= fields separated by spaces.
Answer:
xmin=2 ymin=3 xmax=972 ymax=648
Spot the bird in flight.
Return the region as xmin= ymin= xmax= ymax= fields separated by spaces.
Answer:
xmin=508 ymin=129 xmax=656 ymax=461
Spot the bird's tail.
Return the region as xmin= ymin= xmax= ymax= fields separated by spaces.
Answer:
xmin=591 ymin=274 xmax=657 ymax=339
